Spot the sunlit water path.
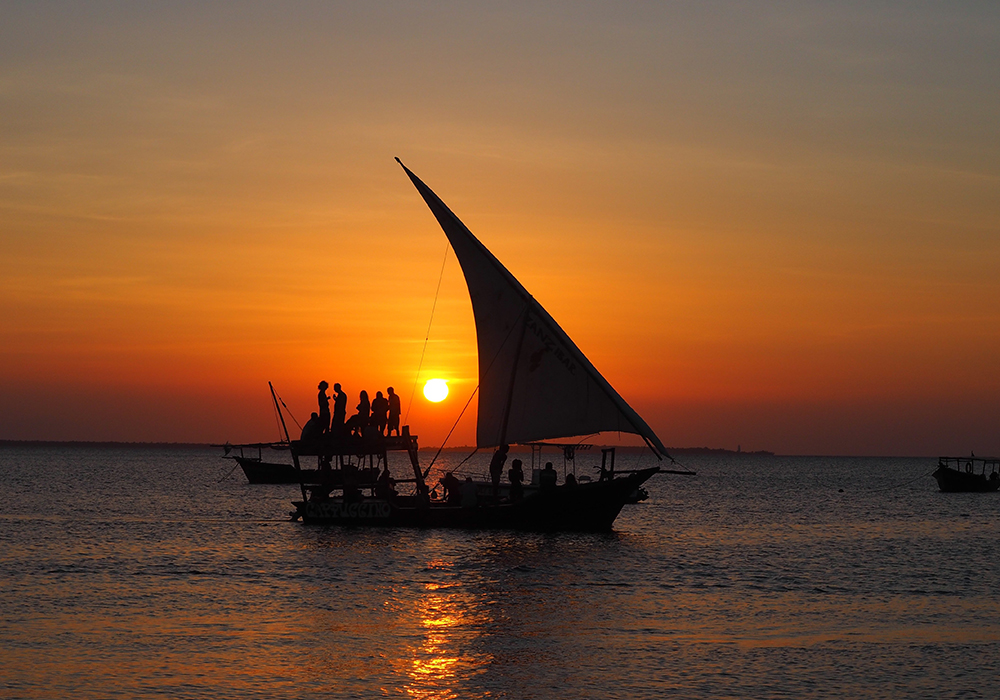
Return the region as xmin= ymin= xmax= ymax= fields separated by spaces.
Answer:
xmin=2 ymin=446 xmax=998 ymax=698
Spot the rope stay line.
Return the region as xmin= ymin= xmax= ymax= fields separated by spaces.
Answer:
xmin=405 ymin=242 xmax=450 ymax=426
xmin=423 ymin=385 xmax=480 ymax=478
xmin=272 ymin=388 xmax=302 ymax=431
xmin=859 ymin=470 xmax=935 ymax=493
xmin=422 ymin=302 xmax=531 ymax=477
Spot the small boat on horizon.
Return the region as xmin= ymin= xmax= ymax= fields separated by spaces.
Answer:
xmin=932 ymin=456 xmax=1000 ymax=493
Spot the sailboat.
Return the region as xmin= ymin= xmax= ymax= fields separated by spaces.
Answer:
xmin=288 ymin=160 xmax=683 ymax=531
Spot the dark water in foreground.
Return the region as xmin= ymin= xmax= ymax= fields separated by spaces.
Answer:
xmin=1 ymin=446 xmax=998 ymax=699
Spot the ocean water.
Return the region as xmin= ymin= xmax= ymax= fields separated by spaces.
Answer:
xmin=1 ymin=445 xmax=998 ymax=699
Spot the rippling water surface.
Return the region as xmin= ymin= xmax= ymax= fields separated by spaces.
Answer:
xmin=2 ymin=445 xmax=998 ymax=699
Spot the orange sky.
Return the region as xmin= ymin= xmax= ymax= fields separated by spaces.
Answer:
xmin=1 ymin=3 xmax=998 ymax=455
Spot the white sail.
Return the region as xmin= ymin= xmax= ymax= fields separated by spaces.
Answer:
xmin=398 ymin=159 xmax=670 ymax=459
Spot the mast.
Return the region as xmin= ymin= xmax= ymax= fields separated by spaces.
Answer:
xmin=271 ymin=381 xmax=306 ymax=502
xmin=269 ymin=382 xmax=291 ymax=443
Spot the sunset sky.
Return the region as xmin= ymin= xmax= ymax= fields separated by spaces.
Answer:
xmin=2 ymin=2 xmax=998 ymax=455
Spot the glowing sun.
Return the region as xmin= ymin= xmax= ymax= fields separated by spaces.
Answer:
xmin=423 ymin=378 xmax=449 ymax=402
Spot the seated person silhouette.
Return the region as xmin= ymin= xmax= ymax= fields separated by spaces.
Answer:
xmin=539 ymin=462 xmax=558 ymax=490
xmin=345 ymin=390 xmax=370 ymax=436
xmin=440 ymin=472 xmax=462 ymax=505
xmin=564 ymin=472 xmax=577 ymax=487
xmin=461 ymin=476 xmax=478 ymax=508
xmin=375 ymin=467 xmax=397 ymax=500
xmin=300 ymin=412 xmax=324 ymax=441
xmin=508 ymin=458 xmax=524 ymax=501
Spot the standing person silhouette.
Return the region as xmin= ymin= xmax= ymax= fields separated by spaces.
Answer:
xmin=332 ymin=383 xmax=347 ymax=436
xmin=489 ymin=444 xmax=509 ymax=500
xmin=386 ymin=387 xmax=401 ymax=436
xmin=317 ymin=381 xmax=331 ymax=434
xmin=371 ymin=391 xmax=389 ymax=436
xmin=540 ymin=461 xmax=557 ymax=490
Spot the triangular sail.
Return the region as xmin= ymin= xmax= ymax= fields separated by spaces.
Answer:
xmin=398 ymin=159 xmax=670 ymax=459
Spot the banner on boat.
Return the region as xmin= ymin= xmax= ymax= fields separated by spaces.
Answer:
xmin=307 ymin=500 xmax=393 ymax=520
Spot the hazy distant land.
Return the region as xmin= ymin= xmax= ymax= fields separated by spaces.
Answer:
xmin=0 ymin=440 xmax=772 ymax=456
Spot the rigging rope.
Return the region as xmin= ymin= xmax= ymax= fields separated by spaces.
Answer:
xmin=217 ymin=461 xmax=242 ymax=483
xmin=273 ymin=389 xmax=302 ymax=431
xmin=855 ymin=470 xmax=935 ymax=493
xmin=422 ymin=303 xmax=532 ymax=476
xmin=423 ymin=386 xmax=479 ymax=477
xmin=405 ymin=243 xmax=450 ymax=425
xmin=453 ymin=447 xmax=480 ymax=471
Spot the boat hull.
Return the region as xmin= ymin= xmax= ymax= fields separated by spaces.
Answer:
xmin=293 ymin=467 xmax=659 ymax=532
xmin=933 ymin=465 xmax=1000 ymax=493
xmin=236 ymin=457 xmax=302 ymax=484
xmin=235 ymin=457 xmax=377 ymax=486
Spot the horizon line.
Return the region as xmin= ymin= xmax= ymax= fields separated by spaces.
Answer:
xmin=0 ymin=439 xmax=959 ymax=459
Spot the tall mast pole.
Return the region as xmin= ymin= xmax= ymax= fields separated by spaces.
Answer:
xmin=269 ymin=382 xmax=291 ymax=443
xmin=270 ymin=382 xmax=307 ymax=502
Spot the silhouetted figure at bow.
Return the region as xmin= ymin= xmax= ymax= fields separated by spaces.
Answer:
xmin=301 ymin=412 xmax=324 ymax=441
xmin=386 ymin=387 xmax=401 ymax=436
xmin=540 ymin=461 xmax=557 ymax=490
xmin=508 ymin=458 xmax=524 ymax=502
xmin=564 ymin=472 xmax=577 ymax=488
xmin=371 ymin=391 xmax=389 ymax=436
xmin=489 ymin=444 xmax=509 ymax=500
xmin=317 ymin=381 xmax=331 ymax=433
xmin=346 ymin=390 xmax=370 ymax=436
xmin=332 ymin=383 xmax=347 ymax=435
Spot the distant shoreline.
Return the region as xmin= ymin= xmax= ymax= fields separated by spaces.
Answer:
xmin=0 ymin=440 xmax=211 ymax=449
xmin=0 ymin=440 xmax=953 ymax=458
xmin=0 ymin=439 xmax=771 ymax=456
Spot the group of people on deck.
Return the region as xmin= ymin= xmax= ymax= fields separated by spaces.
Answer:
xmin=436 ymin=445 xmax=569 ymax=506
xmin=301 ymin=381 xmax=402 ymax=440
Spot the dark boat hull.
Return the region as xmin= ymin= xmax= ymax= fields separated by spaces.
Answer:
xmin=293 ymin=467 xmax=660 ymax=532
xmin=236 ymin=457 xmax=303 ymax=484
xmin=235 ymin=457 xmax=377 ymax=486
xmin=933 ymin=465 xmax=1000 ymax=493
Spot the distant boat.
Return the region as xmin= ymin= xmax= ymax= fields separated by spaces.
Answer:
xmin=233 ymin=456 xmax=379 ymax=486
xmin=223 ymin=443 xmax=378 ymax=485
xmin=233 ymin=454 xmax=300 ymax=484
xmin=221 ymin=442 xmax=296 ymax=483
xmin=287 ymin=160 xmax=692 ymax=531
xmin=933 ymin=456 xmax=1000 ymax=493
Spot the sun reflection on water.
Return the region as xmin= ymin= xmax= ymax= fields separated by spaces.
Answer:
xmin=399 ymin=575 xmax=492 ymax=699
